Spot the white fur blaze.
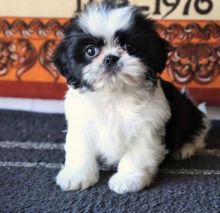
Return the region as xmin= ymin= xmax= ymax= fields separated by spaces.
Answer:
xmin=79 ymin=5 xmax=133 ymax=41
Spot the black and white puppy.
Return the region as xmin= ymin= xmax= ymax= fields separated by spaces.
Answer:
xmin=53 ymin=1 xmax=209 ymax=194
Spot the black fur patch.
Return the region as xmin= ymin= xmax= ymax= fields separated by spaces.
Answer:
xmin=53 ymin=18 xmax=104 ymax=90
xmin=113 ymin=10 xmax=169 ymax=84
xmin=161 ymin=79 xmax=207 ymax=153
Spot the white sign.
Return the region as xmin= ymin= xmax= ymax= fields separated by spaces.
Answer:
xmin=0 ymin=0 xmax=219 ymax=19
xmin=78 ymin=0 xmax=220 ymax=20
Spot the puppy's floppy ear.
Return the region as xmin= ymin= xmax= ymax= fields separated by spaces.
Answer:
xmin=53 ymin=40 xmax=80 ymax=87
xmin=53 ymin=40 xmax=71 ymax=79
xmin=149 ymin=33 xmax=170 ymax=74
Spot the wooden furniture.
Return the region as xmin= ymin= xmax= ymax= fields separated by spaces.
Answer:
xmin=0 ymin=0 xmax=219 ymax=105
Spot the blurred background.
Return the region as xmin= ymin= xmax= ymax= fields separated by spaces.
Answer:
xmin=0 ymin=0 xmax=219 ymax=116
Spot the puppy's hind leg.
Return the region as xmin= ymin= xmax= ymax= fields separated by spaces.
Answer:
xmin=173 ymin=118 xmax=210 ymax=160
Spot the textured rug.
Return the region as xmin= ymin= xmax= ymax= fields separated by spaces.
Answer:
xmin=0 ymin=110 xmax=220 ymax=212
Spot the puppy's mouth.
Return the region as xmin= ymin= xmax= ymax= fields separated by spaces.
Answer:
xmin=104 ymin=64 xmax=121 ymax=76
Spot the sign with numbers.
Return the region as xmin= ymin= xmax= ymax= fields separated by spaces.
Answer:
xmin=76 ymin=0 xmax=220 ymax=20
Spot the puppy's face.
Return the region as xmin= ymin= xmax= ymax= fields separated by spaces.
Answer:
xmin=53 ymin=3 xmax=169 ymax=91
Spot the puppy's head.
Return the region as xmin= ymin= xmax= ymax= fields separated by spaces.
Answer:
xmin=53 ymin=1 xmax=169 ymax=91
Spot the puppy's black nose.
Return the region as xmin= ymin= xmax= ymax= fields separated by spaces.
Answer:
xmin=104 ymin=55 xmax=119 ymax=67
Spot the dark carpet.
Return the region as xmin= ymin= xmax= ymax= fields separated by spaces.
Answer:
xmin=0 ymin=110 xmax=220 ymax=213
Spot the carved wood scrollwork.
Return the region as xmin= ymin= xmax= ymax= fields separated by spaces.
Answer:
xmin=39 ymin=40 xmax=60 ymax=81
xmin=0 ymin=18 xmax=219 ymax=84
xmin=0 ymin=41 xmax=11 ymax=76
xmin=0 ymin=39 xmax=37 ymax=80
xmin=167 ymin=44 xmax=220 ymax=84
xmin=156 ymin=22 xmax=220 ymax=41
xmin=0 ymin=19 xmax=65 ymax=38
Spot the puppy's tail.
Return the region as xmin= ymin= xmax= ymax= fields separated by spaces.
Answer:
xmin=181 ymin=87 xmax=207 ymax=114
xmin=197 ymin=102 xmax=207 ymax=115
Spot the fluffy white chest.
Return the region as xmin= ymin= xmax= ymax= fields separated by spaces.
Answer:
xmin=93 ymin=96 xmax=139 ymax=164
xmin=65 ymin=86 xmax=170 ymax=166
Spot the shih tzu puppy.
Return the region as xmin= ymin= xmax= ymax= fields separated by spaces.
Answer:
xmin=53 ymin=1 xmax=209 ymax=194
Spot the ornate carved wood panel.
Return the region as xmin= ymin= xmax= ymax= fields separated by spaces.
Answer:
xmin=0 ymin=16 xmax=219 ymax=104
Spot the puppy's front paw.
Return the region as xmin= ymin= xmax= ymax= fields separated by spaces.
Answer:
xmin=108 ymin=172 xmax=152 ymax=194
xmin=56 ymin=166 xmax=99 ymax=191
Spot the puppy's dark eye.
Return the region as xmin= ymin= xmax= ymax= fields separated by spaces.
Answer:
xmin=85 ymin=45 xmax=99 ymax=58
xmin=120 ymin=42 xmax=136 ymax=54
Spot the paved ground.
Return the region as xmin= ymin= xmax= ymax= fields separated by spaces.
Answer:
xmin=0 ymin=110 xmax=220 ymax=212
